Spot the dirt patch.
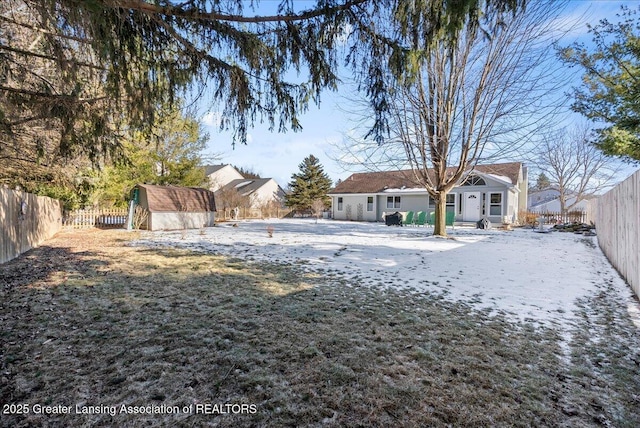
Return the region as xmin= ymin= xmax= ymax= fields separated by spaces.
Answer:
xmin=1 ymin=229 xmax=639 ymax=427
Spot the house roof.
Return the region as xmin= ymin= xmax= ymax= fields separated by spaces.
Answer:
xmin=329 ymin=162 xmax=522 ymax=194
xmin=217 ymin=178 xmax=278 ymax=197
xmin=203 ymin=164 xmax=228 ymax=176
xmin=529 ymin=186 xmax=561 ymax=195
xmin=137 ymin=184 xmax=216 ymax=213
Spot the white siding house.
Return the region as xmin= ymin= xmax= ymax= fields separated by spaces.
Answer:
xmin=528 ymin=187 xmax=593 ymax=213
xmin=205 ymin=165 xmax=245 ymax=191
xmin=217 ymin=178 xmax=286 ymax=208
xmin=204 ymin=164 xmax=286 ymax=210
xmin=328 ymin=162 xmax=527 ymax=225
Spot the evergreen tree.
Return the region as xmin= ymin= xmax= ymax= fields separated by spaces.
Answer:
xmin=560 ymin=6 xmax=640 ymax=162
xmin=93 ymin=105 xmax=208 ymax=207
xmin=534 ymin=173 xmax=551 ymax=191
xmin=285 ymin=155 xmax=332 ymax=212
xmin=1 ymin=0 xmax=524 ymax=182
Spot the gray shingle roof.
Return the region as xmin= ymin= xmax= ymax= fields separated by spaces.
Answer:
xmin=329 ymin=162 xmax=522 ymax=194
xmin=203 ymin=164 xmax=227 ymax=176
xmin=216 ymin=178 xmax=276 ymax=196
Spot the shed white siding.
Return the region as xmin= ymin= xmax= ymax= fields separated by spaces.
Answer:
xmin=148 ymin=212 xmax=216 ymax=231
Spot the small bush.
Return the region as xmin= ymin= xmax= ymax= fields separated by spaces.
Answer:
xmin=518 ymin=210 xmax=538 ymax=227
xmin=132 ymin=206 xmax=149 ymax=230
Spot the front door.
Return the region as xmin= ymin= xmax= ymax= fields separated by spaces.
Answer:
xmin=463 ymin=192 xmax=481 ymax=222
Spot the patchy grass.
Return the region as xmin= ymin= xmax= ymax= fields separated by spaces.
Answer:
xmin=1 ymin=229 xmax=639 ymax=427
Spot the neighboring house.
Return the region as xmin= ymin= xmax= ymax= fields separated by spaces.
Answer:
xmin=527 ymin=186 xmax=561 ymax=208
xmin=203 ymin=164 xmax=285 ymax=209
xmin=528 ymin=187 xmax=593 ymax=213
xmin=215 ymin=178 xmax=286 ymax=208
xmin=204 ymin=164 xmax=245 ymax=191
xmin=532 ymin=197 xmax=592 ymax=213
xmin=134 ymin=184 xmax=216 ymax=231
xmin=328 ymin=162 xmax=528 ymax=224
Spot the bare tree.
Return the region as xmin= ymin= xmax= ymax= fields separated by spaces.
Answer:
xmin=311 ymin=198 xmax=326 ymax=223
xmin=333 ymin=1 xmax=567 ymax=236
xmin=214 ymin=186 xmax=253 ymax=219
xmin=530 ymin=124 xmax=621 ymax=215
xmin=132 ymin=206 xmax=149 ymax=230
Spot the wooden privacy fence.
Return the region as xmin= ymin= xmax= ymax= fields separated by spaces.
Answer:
xmin=595 ymin=170 xmax=640 ymax=299
xmin=63 ymin=208 xmax=129 ymax=229
xmin=1 ymin=187 xmax=62 ymax=264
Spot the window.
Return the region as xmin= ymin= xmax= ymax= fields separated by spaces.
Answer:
xmin=337 ymin=197 xmax=343 ymax=211
xmin=482 ymin=193 xmax=486 ymax=215
xmin=458 ymin=194 xmax=463 ymax=214
xmin=446 ymin=193 xmax=455 ymax=213
xmin=461 ymin=175 xmax=487 ymax=186
xmin=428 ymin=194 xmax=455 ymax=211
xmin=387 ymin=196 xmax=401 ymax=209
xmin=489 ymin=193 xmax=502 ymax=216
xmin=367 ymin=196 xmax=374 ymax=211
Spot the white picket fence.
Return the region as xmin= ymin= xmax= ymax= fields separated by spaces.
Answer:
xmin=63 ymin=208 xmax=129 ymax=229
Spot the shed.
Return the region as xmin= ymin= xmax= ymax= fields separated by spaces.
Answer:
xmin=134 ymin=184 xmax=216 ymax=231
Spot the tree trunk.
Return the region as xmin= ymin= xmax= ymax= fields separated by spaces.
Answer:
xmin=559 ymin=191 xmax=567 ymax=218
xmin=434 ymin=196 xmax=447 ymax=237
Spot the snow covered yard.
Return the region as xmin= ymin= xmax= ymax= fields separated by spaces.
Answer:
xmin=2 ymin=223 xmax=640 ymax=426
xmin=137 ymin=218 xmax=640 ymax=330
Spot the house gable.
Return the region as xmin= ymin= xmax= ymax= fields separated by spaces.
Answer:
xmin=204 ymin=164 xmax=244 ymax=191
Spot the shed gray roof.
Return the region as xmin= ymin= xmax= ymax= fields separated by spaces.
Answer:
xmin=137 ymin=184 xmax=216 ymax=213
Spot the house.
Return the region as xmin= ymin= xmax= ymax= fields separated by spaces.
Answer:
xmin=203 ymin=164 xmax=285 ymax=210
xmin=133 ymin=184 xmax=216 ymax=231
xmin=215 ymin=178 xmax=286 ymax=208
xmin=204 ymin=164 xmax=245 ymax=191
xmin=528 ymin=187 xmax=592 ymax=213
xmin=527 ymin=186 xmax=562 ymax=208
xmin=328 ymin=162 xmax=528 ymax=224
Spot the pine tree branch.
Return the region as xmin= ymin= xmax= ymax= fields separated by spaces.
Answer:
xmin=109 ymin=0 xmax=369 ymax=24
xmin=0 ymin=84 xmax=107 ymax=103
xmin=0 ymin=43 xmax=104 ymax=70
xmin=0 ymin=15 xmax=91 ymax=44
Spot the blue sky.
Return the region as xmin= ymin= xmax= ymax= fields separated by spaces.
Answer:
xmin=201 ymin=1 xmax=639 ymax=188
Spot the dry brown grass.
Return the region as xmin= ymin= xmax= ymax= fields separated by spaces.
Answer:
xmin=1 ymin=229 xmax=639 ymax=427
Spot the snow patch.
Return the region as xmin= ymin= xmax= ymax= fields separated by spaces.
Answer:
xmin=132 ymin=219 xmax=640 ymax=330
